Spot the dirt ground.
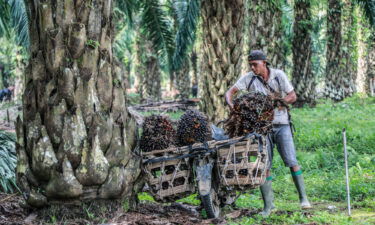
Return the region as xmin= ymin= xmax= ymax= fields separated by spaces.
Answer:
xmin=0 ymin=193 xmax=255 ymax=225
xmin=0 ymin=104 xmax=21 ymax=133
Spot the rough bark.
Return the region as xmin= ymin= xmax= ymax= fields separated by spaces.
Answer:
xmin=175 ymin=58 xmax=191 ymax=99
xmin=367 ymin=33 xmax=375 ymax=91
xmin=17 ymin=0 xmax=140 ymax=207
xmin=341 ymin=0 xmax=358 ymax=93
xmin=292 ymin=0 xmax=315 ymax=107
xmin=248 ymin=0 xmax=285 ymax=69
xmin=324 ymin=0 xmax=357 ymax=101
xmin=324 ymin=0 xmax=342 ymax=100
xmin=355 ymin=9 xmax=369 ymax=94
xmin=200 ymin=0 xmax=245 ymax=122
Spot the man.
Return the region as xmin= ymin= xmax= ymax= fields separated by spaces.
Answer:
xmin=225 ymin=50 xmax=311 ymax=216
xmin=0 ymin=86 xmax=15 ymax=102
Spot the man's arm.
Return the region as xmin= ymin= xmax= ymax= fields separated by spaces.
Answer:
xmin=225 ymin=86 xmax=239 ymax=109
xmin=284 ymin=90 xmax=297 ymax=104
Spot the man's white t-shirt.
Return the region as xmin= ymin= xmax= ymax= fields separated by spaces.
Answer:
xmin=234 ymin=68 xmax=294 ymax=124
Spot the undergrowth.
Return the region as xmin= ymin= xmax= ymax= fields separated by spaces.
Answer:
xmin=0 ymin=131 xmax=17 ymax=193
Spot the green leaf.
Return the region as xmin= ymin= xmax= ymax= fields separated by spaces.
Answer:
xmin=0 ymin=0 xmax=29 ymax=47
xmin=171 ymin=0 xmax=200 ymax=72
xmin=355 ymin=0 xmax=375 ymax=28
xmin=0 ymin=130 xmax=18 ymax=193
xmin=140 ymin=0 xmax=175 ymax=69
xmin=116 ymin=0 xmax=139 ymax=27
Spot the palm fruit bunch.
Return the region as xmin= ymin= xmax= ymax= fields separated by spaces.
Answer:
xmin=224 ymin=92 xmax=274 ymax=137
xmin=177 ymin=109 xmax=211 ymax=146
xmin=140 ymin=115 xmax=176 ymax=152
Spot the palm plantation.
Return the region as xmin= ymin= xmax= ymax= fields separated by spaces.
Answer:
xmin=0 ymin=0 xmax=374 ymax=224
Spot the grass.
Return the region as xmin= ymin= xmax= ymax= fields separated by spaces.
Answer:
xmin=231 ymin=95 xmax=375 ymax=224
xmin=138 ymin=95 xmax=375 ymax=224
xmin=139 ymin=110 xmax=184 ymax=120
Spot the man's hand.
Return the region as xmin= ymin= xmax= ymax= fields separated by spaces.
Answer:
xmin=269 ymin=92 xmax=281 ymax=100
xmin=274 ymin=98 xmax=288 ymax=110
xmin=284 ymin=91 xmax=297 ymax=104
xmin=225 ymin=86 xmax=238 ymax=109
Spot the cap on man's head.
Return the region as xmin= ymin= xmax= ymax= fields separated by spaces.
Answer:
xmin=248 ymin=50 xmax=270 ymax=65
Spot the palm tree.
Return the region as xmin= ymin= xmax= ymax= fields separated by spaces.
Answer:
xmin=367 ymin=33 xmax=375 ymax=90
xmin=200 ymin=0 xmax=245 ymax=122
xmin=355 ymin=0 xmax=375 ymax=92
xmin=248 ymin=0 xmax=285 ymax=69
xmin=291 ymin=0 xmax=315 ymax=106
xmin=0 ymin=0 xmax=29 ymax=90
xmin=175 ymin=57 xmax=191 ymax=99
xmin=133 ymin=27 xmax=163 ymax=102
xmin=14 ymin=0 xmax=201 ymax=207
xmin=16 ymin=0 xmax=140 ymax=208
xmin=172 ymin=0 xmax=200 ymax=99
xmin=114 ymin=0 xmax=200 ymax=101
xmin=324 ymin=0 xmax=357 ymax=101
xmin=141 ymin=51 xmax=162 ymax=102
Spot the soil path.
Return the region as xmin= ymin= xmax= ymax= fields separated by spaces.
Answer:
xmin=0 ymin=193 xmax=234 ymax=225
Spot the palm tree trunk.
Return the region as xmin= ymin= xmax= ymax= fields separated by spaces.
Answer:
xmin=200 ymin=0 xmax=245 ymax=122
xmin=136 ymin=34 xmax=161 ymax=103
xmin=367 ymin=33 xmax=375 ymax=93
xmin=324 ymin=0 xmax=357 ymax=101
xmin=134 ymin=34 xmax=145 ymax=95
xmin=191 ymin=50 xmax=198 ymax=85
xmin=325 ymin=0 xmax=343 ymax=100
xmin=17 ymin=0 xmax=140 ymax=208
xmin=292 ymin=0 xmax=315 ymax=106
xmin=175 ymin=57 xmax=191 ymax=99
xmin=341 ymin=0 xmax=358 ymax=95
xmin=142 ymin=55 xmax=162 ymax=102
xmin=248 ymin=0 xmax=285 ymax=69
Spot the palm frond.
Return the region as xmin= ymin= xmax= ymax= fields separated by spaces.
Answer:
xmin=140 ymin=0 xmax=175 ymax=69
xmin=8 ymin=0 xmax=29 ymax=47
xmin=0 ymin=0 xmax=29 ymax=48
xmin=116 ymin=0 xmax=139 ymax=27
xmin=267 ymin=0 xmax=282 ymax=10
xmin=171 ymin=0 xmax=200 ymax=71
xmin=114 ymin=23 xmax=135 ymax=63
xmin=0 ymin=131 xmax=18 ymax=193
xmin=355 ymin=0 xmax=375 ymax=28
xmin=0 ymin=0 xmax=12 ymax=39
